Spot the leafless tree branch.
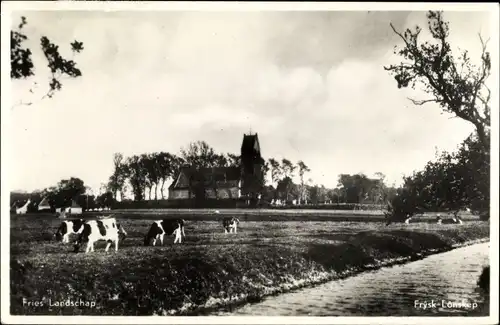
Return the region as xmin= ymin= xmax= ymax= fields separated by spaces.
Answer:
xmin=407 ymin=97 xmax=442 ymax=106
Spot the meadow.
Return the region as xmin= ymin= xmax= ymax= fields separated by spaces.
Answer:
xmin=10 ymin=211 xmax=490 ymax=316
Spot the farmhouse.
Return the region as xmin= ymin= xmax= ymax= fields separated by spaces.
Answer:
xmin=56 ymin=200 xmax=83 ymax=215
xmin=168 ymin=133 xmax=265 ymax=200
xmin=11 ymin=199 xmax=30 ymax=214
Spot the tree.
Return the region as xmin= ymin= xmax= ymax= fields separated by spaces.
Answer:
xmin=34 ymin=178 xmax=87 ymax=210
xmin=268 ymin=158 xmax=282 ymax=186
xmin=156 ymin=152 xmax=175 ymax=199
xmin=385 ymin=11 xmax=491 ymax=152
xmin=385 ymin=130 xmax=490 ymax=223
xmin=261 ymin=185 xmax=276 ymax=204
xmin=297 ymin=160 xmax=311 ymax=204
xmin=280 ymin=159 xmax=296 ymax=202
xmin=180 ymin=141 xmax=218 ymax=169
xmin=170 ymin=155 xmax=185 ymax=182
xmin=108 ymin=153 xmax=128 ymax=201
xmin=276 ymin=177 xmax=297 ymax=203
xmin=226 ymin=153 xmax=241 ymax=168
xmin=76 ymin=193 xmax=96 ymax=211
xmin=95 ymin=191 xmax=115 ymax=209
xmin=56 ymin=177 xmax=86 ymax=206
xmin=11 ymin=16 xmax=84 ymax=107
xmin=261 ymin=160 xmax=270 ymax=186
xmin=214 ymin=154 xmax=229 ymax=168
xmin=326 ymin=188 xmax=342 ymax=204
xmin=456 ymin=132 xmax=490 ymax=216
xmin=281 ymin=159 xmax=296 ymax=179
xmin=368 ymin=172 xmax=389 ymax=205
xmin=125 ymin=155 xmax=148 ymax=201
xmin=385 ymin=187 xmax=419 ymax=223
xmin=309 ymin=185 xmax=320 ymax=205
xmin=318 ymin=185 xmax=328 ymax=204
xmin=337 ymin=174 xmax=371 ymax=204
xmin=141 ymin=153 xmax=161 ymax=200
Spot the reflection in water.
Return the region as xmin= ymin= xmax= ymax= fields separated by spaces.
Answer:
xmin=216 ymin=242 xmax=490 ymax=316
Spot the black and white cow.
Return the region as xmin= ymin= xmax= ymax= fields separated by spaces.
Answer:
xmin=144 ymin=219 xmax=186 ymax=246
xmin=54 ymin=219 xmax=85 ymax=243
xmin=222 ymin=217 xmax=240 ymax=234
xmin=73 ymin=218 xmax=128 ymax=253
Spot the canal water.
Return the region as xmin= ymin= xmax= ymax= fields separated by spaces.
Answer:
xmin=216 ymin=242 xmax=490 ymax=316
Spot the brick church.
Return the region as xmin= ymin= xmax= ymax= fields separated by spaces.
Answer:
xmin=168 ymin=133 xmax=265 ymax=201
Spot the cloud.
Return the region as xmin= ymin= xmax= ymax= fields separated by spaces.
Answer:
xmin=8 ymin=10 xmax=489 ymax=191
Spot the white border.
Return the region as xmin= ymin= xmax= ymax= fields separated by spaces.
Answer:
xmin=1 ymin=2 xmax=499 ymax=325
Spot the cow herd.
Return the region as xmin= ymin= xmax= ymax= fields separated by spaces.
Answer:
xmin=403 ymin=214 xmax=463 ymax=225
xmin=54 ymin=216 xmax=241 ymax=254
xmin=385 ymin=212 xmax=465 ymax=226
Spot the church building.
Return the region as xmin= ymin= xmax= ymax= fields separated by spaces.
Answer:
xmin=168 ymin=133 xmax=265 ymax=201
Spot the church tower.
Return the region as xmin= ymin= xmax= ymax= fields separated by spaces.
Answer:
xmin=240 ymin=133 xmax=264 ymax=201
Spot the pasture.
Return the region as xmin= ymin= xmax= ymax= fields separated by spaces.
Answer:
xmin=10 ymin=212 xmax=489 ymax=316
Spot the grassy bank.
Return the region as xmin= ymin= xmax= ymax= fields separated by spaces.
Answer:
xmin=12 ymin=208 xmax=479 ymax=222
xmin=10 ymin=216 xmax=489 ymax=316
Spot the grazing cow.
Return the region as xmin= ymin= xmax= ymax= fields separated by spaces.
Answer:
xmin=144 ymin=219 xmax=186 ymax=246
xmin=385 ymin=212 xmax=414 ymax=226
xmin=436 ymin=215 xmax=463 ymax=224
xmin=73 ymin=218 xmax=128 ymax=253
xmin=55 ymin=219 xmax=85 ymax=243
xmin=222 ymin=217 xmax=240 ymax=234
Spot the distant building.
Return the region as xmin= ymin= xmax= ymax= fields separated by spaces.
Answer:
xmin=12 ymin=199 xmax=30 ymax=214
xmin=239 ymin=133 xmax=265 ymax=200
xmin=38 ymin=197 xmax=51 ymax=211
xmin=56 ymin=200 xmax=83 ymax=216
xmin=169 ymin=166 xmax=242 ymax=199
xmin=168 ymin=133 xmax=265 ymax=201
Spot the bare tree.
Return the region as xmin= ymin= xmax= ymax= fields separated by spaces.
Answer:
xmin=384 ymin=11 xmax=491 ymax=151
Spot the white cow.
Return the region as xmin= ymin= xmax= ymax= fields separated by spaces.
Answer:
xmin=73 ymin=218 xmax=127 ymax=253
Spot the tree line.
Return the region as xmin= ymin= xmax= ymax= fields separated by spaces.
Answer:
xmin=10 ymin=177 xmax=113 ymax=213
xmin=387 ymin=131 xmax=489 ymax=220
xmin=10 ymin=136 xmax=399 ymax=211
xmin=105 ymin=140 xmax=397 ymax=207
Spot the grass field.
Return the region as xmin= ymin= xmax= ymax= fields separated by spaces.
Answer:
xmin=10 ymin=212 xmax=490 ymax=316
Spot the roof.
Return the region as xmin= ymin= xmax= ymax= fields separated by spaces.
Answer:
xmin=12 ymin=200 xmax=28 ymax=209
xmin=170 ymin=166 xmax=241 ymax=190
xmin=38 ymin=197 xmax=50 ymax=207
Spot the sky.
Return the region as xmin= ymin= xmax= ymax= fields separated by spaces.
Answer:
xmin=7 ymin=8 xmax=495 ymax=194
